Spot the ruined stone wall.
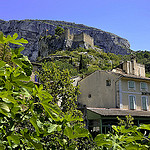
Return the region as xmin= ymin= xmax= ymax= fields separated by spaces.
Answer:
xmin=83 ymin=33 xmax=94 ymax=47
xmin=73 ymin=33 xmax=84 ymax=42
xmin=64 ymin=28 xmax=74 ymax=40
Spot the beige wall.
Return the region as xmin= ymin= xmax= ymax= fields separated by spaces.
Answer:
xmin=83 ymin=33 xmax=94 ymax=47
xmin=119 ymin=78 xmax=150 ymax=111
xmin=78 ymin=71 xmax=118 ymax=108
xmin=73 ymin=33 xmax=84 ymax=42
xmin=78 ymin=71 xmax=150 ymax=111
xmin=64 ymin=29 xmax=94 ymax=47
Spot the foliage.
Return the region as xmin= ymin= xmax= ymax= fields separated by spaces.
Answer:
xmin=95 ymin=124 xmax=149 ymax=150
xmin=55 ymin=26 xmax=64 ymax=36
xmin=37 ymin=61 xmax=81 ymax=116
xmin=117 ymin=114 xmax=134 ymax=128
xmin=79 ymin=54 xmax=87 ymax=73
xmin=94 ymin=115 xmax=150 ymax=149
xmin=0 ymin=32 xmax=90 ymax=149
xmin=52 ymin=60 xmax=78 ymax=76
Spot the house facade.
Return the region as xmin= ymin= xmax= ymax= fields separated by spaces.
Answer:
xmin=78 ymin=59 xmax=150 ymax=134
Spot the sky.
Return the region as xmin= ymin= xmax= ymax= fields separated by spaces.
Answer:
xmin=0 ymin=0 xmax=150 ymax=51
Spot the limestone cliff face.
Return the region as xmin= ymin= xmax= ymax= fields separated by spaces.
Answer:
xmin=0 ymin=19 xmax=130 ymax=61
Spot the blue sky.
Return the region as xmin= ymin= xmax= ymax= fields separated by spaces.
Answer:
xmin=1 ymin=0 xmax=150 ymax=51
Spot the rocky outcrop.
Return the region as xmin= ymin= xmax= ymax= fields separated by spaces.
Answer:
xmin=0 ymin=19 xmax=130 ymax=61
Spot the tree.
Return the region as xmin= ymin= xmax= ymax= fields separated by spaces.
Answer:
xmin=37 ymin=62 xmax=81 ymax=115
xmin=79 ymin=54 xmax=87 ymax=73
xmin=117 ymin=114 xmax=134 ymax=128
xmin=0 ymin=32 xmax=90 ymax=149
xmin=94 ymin=115 xmax=150 ymax=149
xmin=55 ymin=26 xmax=64 ymax=36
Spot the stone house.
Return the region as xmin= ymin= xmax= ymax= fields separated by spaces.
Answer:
xmin=78 ymin=59 xmax=150 ymax=134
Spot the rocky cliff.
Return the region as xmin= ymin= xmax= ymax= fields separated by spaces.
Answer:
xmin=0 ymin=19 xmax=130 ymax=61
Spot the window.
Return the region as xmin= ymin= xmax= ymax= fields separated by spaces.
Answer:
xmin=129 ymin=95 xmax=136 ymax=110
xmin=140 ymin=82 xmax=147 ymax=90
xmin=88 ymin=94 xmax=91 ymax=98
xmin=106 ymin=80 xmax=111 ymax=86
xmin=128 ymin=81 xmax=135 ymax=89
xmin=141 ymin=96 xmax=148 ymax=110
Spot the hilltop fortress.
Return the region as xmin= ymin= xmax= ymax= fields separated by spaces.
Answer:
xmin=38 ymin=28 xmax=96 ymax=58
xmin=63 ymin=28 xmax=94 ymax=49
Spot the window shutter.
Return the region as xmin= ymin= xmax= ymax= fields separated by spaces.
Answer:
xmin=142 ymin=97 xmax=147 ymax=110
xmin=130 ymin=96 xmax=135 ymax=109
xmin=141 ymin=82 xmax=146 ymax=89
xmin=129 ymin=81 xmax=134 ymax=88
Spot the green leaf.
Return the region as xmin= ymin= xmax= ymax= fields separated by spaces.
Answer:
xmin=30 ymin=116 xmax=41 ymax=136
xmin=16 ymin=38 xmax=28 ymax=44
xmin=0 ymin=108 xmax=9 ymax=117
xmin=0 ymin=61 xmax=6 ymax=68
xmin=64 ymin=126 xmax=75 ymax=139
xmin=11 ymin=73 xmax=30 ymax=81
xmin=74 ymin=125 xmax=89 ymax=138
xmin=41 ymin=102 xmax=61 ymax=115
xmin=0 ymin=102 xmax=10 ymax=112
xmin=24 ymin=132 xmax=43 ymax=150
xmin=11 ymin=47 xmax=25 ymax=55
xmin=6 ymin=95 xmax=17 ymax=104
xmin=7 ymin=134 xmax=20 ymax=145
xmin=16 ymin=81 xmax=34 ymax=92
xmin=9 ymin=41 xmax=23 ymax=46
xmin=4 ymin=35 xmax=13 ymax=43
xmin=41 ymin=103 xmax=60 ymax=121
xmin=12 ymin=33 xmax=18 ymax=40
xmin=47 ymin=124 xmax=58 ymax=133
xmin=94 ymin=134 xmax=112 ymax=147
xmin=139 ymin=124 xmax=150 ymax=131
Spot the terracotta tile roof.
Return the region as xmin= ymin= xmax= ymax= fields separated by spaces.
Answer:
xmin=87 ymin=107 xmax=150 ymax=117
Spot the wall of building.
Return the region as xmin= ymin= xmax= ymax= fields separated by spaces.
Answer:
xmin=78 ymin=71 xmax=118 ymax=108
xmin=83 ymin=33 xmax=94 ymax=47
xmin=119 ymin=78 xmax=150 ymax=111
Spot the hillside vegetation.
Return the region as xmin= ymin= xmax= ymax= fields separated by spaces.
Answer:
xmin=38 ymin=47 xmax=150 ymax=77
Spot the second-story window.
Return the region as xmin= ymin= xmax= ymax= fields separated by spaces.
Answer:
xmin=141 ymin=96 xmax=148 ymax=111
xmin=128 ymin=81 xmax=135 ymax=89
xmin=140 ymin=82 xmax=147 ymax=90
xmin=129 ymin=95 xmax=136 ymax=110
xmin=106 ymin=80 xmax=111 ymax=86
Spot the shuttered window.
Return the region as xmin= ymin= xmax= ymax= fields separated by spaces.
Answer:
xmin=128 ymin=81 xmax=135 ymax=89
xmin=142 ymin=96 xmax=148 ymax=110
xmin=141 ymin=82 xmax=147 ymax=90
xmin=129 ymin=95 xmax=136 ymax=110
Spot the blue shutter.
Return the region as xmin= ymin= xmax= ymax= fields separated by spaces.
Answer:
xmin=129 ymin=96 xmax=135 ymax=109
xmin=142 ymin=97 xmax=147 ymax=110
xmin=141 ymin=82 xmax=147 ymax=89
xmin=129 ymin=81 xmax=134 ymax=88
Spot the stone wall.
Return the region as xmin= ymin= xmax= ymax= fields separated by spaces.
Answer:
xmin=83 ymin=33 xmax=94 ymax=47
xmin=73 ymin=33 xmax=84 ymax=42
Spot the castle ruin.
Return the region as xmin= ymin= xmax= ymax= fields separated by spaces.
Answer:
xmin=63 ymin=28 xmax=94 ymax=49
xmin=38 ymin=28 xmax=95 ymax=58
